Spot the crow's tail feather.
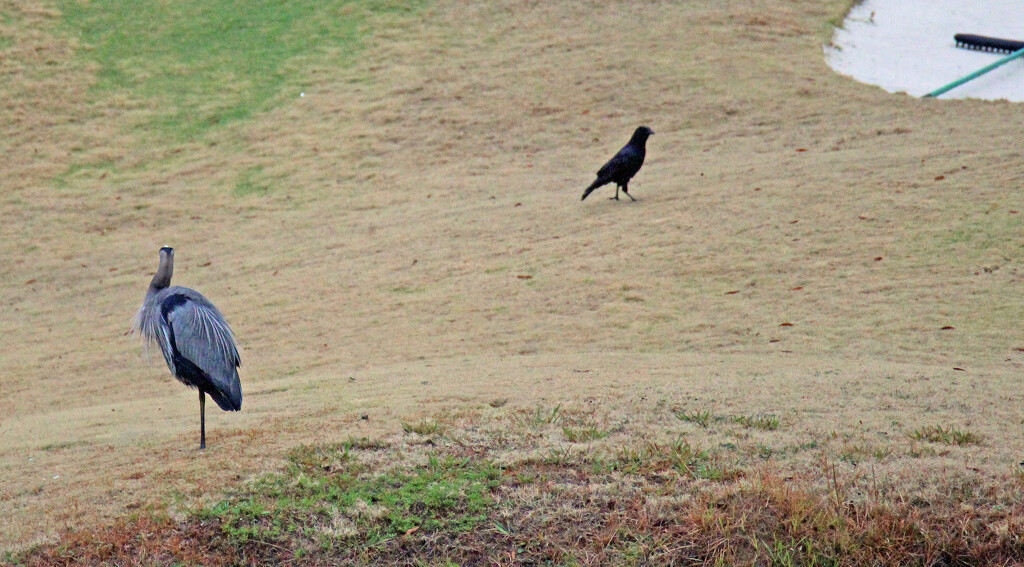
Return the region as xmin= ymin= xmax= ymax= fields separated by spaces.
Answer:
xmin=581 ymin=179 xmax=603 ymax=201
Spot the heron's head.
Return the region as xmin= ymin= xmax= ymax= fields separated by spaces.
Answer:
xmin=150 ymin=246 xmax=175 ymax=290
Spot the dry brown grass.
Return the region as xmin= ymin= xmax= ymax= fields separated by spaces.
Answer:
xmin=3 ymin=0 xmax=1024 ymax=558
xmin=18 ymin=406 xmax=1024 ymax=565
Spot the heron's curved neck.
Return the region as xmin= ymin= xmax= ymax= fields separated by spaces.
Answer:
xmin=149 ymin=254 xmax=173 ymax=292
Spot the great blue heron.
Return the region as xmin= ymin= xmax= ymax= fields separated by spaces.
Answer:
xmin=135 ymin=247 xmax=242 ymax=449
xmin=581 ymin=126 xmax=654 ymax=202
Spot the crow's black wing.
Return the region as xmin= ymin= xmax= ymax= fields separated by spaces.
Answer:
xmin=596 ymin=144 xmax=643 ymax=182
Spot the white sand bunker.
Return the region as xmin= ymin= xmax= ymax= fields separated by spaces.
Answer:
xmin=826 ymin=0 xmax=1024 ymax=101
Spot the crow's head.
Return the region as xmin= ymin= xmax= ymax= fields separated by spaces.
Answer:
xmin=631 ymin=126 xmax=654 ymax=144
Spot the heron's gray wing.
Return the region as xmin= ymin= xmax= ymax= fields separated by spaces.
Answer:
xmin=135 ymin=291 xmax=176 ymax=374
xmin=164 ymin=289 xmax=242 ymax=411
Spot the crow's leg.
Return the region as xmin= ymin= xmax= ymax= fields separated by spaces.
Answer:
xmin=622 ymin=183 xmax=636 ymax=201
xmin=610 ymin=185 xmax=620 ymax=200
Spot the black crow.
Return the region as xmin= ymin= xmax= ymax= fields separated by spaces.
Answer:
xmin=581 ymin=126 xmax=654 ymax=202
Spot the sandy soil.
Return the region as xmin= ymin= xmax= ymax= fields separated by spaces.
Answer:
xmin=2 ymin=0 xmax=1024 ymax=550
xmin=827 ymin=0 xmax=1024 ymax=100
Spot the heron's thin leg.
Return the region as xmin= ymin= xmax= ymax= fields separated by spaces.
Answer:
xmin=199 ymin=390 xmax=206 ymax=450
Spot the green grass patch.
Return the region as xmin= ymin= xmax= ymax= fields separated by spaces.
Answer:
xmin=559 ymin=411 xmax=618 ymax=443
xmin=389 ymin=285 xmax=426 ymax=294
xmin=401 ymin=418 xmax=444 ymax=436
xmin=562 ymin=424 xmax=610 ymax=443
xmin=234 ymin=165 xmax=272 ymax=196
xmin=201 ymin=444 xmax=501 ymax=550
xmin=909 ymin=425 xmax=983 ymax=446
xmin=733 ymin=413 xmax=781 ymax=431
xmin=38 ymin=439 xmax=87 ymax=451
xmin=675 ymin=408 xmax=711 ymax=428
xmin=54 ymin=160 xmax=119 ymax=188
xmin=613 ymin=438 xmax=735 ymax=480
xmin=56 ymin=0 xmax=424 ymax=140
xmin=517 ymin=404 xmax=563 ymax=427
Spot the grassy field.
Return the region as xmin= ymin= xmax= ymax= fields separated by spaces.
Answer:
xmin=4 ymin=0 xmax=1024 ymax=563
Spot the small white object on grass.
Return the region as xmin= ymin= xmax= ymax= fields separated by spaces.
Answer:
xmin=300 ymin=92 xmax=305 ymax=97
